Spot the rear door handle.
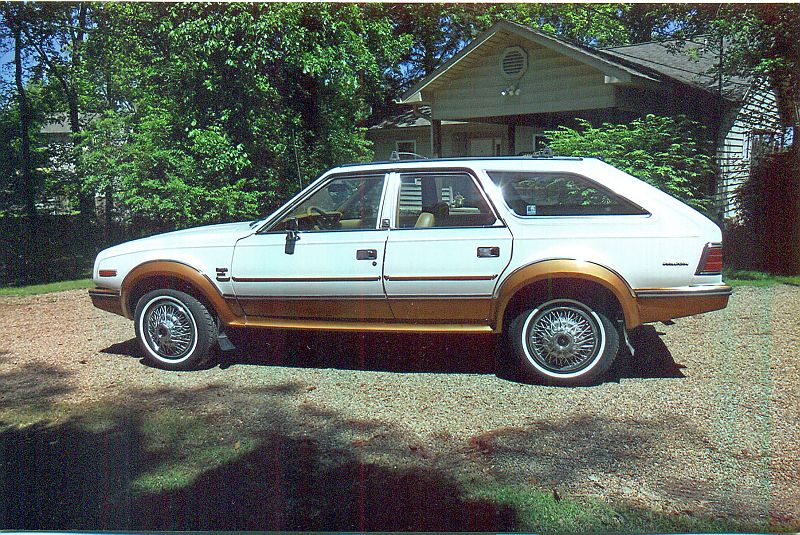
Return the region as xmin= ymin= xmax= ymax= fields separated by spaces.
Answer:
xmin=477 ymin=246 xmax=500 ymax=258
xmin=357 ymin=249 xmax=378 ymax=260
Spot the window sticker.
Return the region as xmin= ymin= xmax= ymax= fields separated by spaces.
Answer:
xmin=526 ymin=204 xmax=537 ymax=216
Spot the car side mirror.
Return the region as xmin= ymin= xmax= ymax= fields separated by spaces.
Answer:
xmin=285 ymin=218 xmax=300 ymax=255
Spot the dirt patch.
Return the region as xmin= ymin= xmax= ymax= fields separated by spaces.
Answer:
xmin=0 ymin=286 xmax=797 ymax=530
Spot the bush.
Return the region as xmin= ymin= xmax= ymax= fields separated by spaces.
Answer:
xmin=545 ymin=115 xmax=716 ymax=210
xmin=734 ymin=151 xmax=800 ymax=274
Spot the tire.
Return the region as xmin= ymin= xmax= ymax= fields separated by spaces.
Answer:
xmin=134 ymin=289 xmax=218 ymax=370
xmin=509 ymin=298 xmax=619 ymax=386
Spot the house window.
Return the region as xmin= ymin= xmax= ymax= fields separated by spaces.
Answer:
xmin=469 ymin=137 xmax=502 ymax=156
xmin=395 ymin=140 xmax=417 ymax=158
xmin=744 ymin=129 xmax=781 ymax=161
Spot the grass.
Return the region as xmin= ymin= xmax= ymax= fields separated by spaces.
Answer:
xmin=725 ymin=269 xmax=800 ymax=287
xmin=0 ymin=278 xmax=94 ymax=296
xmin=460 ymin=478 xmax=768 ymax=533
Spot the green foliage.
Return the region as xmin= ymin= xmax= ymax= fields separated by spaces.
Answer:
xmin=545 ymin=115 xmax=715 ymax=209
xmin=709 ymin=5 xmax=800 ymax=133
xmin=724 ymin=270 xmax=800 ymax=287
xmin=0 ymin=83 xmax=51 ymax=216
xmin=73 ymin=3 xmax=407 ymax=228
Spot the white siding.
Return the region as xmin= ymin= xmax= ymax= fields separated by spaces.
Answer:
xmin=431 ymin=41 xmax=615 ymax=120
xmin=716 ymin=79 xmax=783 ymax=219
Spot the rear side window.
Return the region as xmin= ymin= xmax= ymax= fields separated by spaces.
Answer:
xmin=397 ymin=172 xmax=497 ymax=228
xmin=487 ymin=171 xmax=647 ymax=217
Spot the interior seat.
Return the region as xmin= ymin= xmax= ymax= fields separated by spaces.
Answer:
xmin=414 ymin=212 xmax=435 ymax=228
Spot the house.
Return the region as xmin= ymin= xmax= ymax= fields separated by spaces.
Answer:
xmin=367 ymin=20 xmax=788 ymax=219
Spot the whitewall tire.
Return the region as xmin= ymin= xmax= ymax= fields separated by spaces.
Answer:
xmin=510 ymin=299 xmax=619 ymax=386
xmin=134 ymin=289 xmax=217 ymax=370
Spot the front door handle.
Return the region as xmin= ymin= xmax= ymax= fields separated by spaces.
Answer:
xmin=357 ymin=249 xmax=378 ymax=260
xmin=477 ymin=246 xmax=500 ymax=258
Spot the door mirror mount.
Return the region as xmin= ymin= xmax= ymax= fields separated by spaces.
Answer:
xmin=285 ymin=218 xmax=300 ymax=255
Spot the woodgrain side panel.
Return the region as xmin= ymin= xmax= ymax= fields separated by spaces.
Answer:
xmin=233 ymin=296 xmax=393 ymax=320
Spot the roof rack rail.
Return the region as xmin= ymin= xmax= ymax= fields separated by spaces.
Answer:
xmin=389 ymin=151 xmax=428 ymax=161
xmin=339 ymin=155 xmax=587 ymax=168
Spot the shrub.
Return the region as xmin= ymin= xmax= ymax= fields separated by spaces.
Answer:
xmin=545 ymin=115 xmax=716 ymax=210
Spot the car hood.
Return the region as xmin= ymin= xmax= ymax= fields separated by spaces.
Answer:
xmin=98 ymin=221 xmax=255 ymax=260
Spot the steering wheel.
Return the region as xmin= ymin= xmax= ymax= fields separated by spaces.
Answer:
xmin=305 ymin=206 xmax=341 ymax=228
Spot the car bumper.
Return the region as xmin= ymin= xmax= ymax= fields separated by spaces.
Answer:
xmin=88 ymin=287 xmax=125 ymax=317
xmin=634 ymin=284 xmax=732 ymax=324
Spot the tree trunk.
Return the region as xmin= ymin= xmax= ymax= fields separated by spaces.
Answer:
xmin=12 ymin=16 xmax=38 ymax=282
xmin=64 ymin=87 xmax=94 ymax=225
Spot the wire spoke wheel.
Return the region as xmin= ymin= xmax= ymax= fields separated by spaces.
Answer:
xmin=522 ymin=300 xmax=605 ymax=376
xmin=134 ymin=289 xmax=217 ymax=370
xmin=142 ymin=297 xmax=197 ymax=361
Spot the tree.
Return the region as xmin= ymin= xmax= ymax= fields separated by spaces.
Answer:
xmin=19 ymin=2 xmax=96 ymax=223
xmin=708 ymin=4 xmax=799 ymax=152
xmin=79 ymin=3 xmax=407 ymax=228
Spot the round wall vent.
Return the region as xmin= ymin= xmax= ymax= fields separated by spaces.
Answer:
xmin=499 ymin=46 xmax=527 ymax=80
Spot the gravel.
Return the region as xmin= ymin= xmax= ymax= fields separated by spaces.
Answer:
xmin=0 ymin=285 xmax=797 ymax=527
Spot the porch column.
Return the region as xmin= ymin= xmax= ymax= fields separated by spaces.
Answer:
xmin=431 ymin=119 xmax=442 ymax=158
xmin=507 ymin=124 xmax=516 ymax=156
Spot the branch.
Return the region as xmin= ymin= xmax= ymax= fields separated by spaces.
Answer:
xmin=22 ymin=25 xmax=75 ymax=108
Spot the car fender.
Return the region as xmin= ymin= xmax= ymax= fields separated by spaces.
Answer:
xmin=493 ymin=258 xmax=641 ymax=329
xmin=120 ymin=260 xmax=242 ymax=323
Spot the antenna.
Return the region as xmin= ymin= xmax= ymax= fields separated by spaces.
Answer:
xmin=292 ymin=129 xmax=303 ymax=189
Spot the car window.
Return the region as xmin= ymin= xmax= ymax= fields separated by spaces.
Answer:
xmin=269 ymin=174 xmax=386 ymax=232
xmin=487 ymin=171 xmax=646 ymax=216
xmin=396 ymin=172 xmax=497 ymax=228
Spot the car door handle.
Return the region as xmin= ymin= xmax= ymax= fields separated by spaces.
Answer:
xmin=357 ymin=249 xmax=378 ymax=260
xmin=477 ymin=246 xmax=500 ymax=258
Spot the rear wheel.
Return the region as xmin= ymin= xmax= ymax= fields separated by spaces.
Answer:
xmin=509 ymin=298 xmax=618 ymax=386
xmin=134 ymin=289 xmax=217 ymax=370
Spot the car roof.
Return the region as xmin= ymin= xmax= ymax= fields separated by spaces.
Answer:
xmin=337 ymin=156 xmax=586 ymax=170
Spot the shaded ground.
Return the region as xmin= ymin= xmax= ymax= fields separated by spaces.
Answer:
xmin=0 ymin=286 xmax=797 ymax=531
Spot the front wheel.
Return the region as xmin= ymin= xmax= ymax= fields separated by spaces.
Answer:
xmin=509 ymin=299 xmax=619 ymax=386
xmin=134 ymin=289 xmax=218 ymax=370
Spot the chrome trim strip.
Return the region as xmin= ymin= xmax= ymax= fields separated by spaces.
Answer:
xmin=634 ymin=286 xmax=732 ymax=298
xmin=232 ymin=276 xmax=382 ymax=283
xmin=384 ymin=275 xmax=498 ymax=282
xmin=227 ymin=294 xmax=491 ymax=300
xmin=89 ymin=288 xmax=120 ymax=297
xmin=230 ymin=295 xmax=388 ymax=300
xmin=229 ymin=317 xmax=496 ymax=333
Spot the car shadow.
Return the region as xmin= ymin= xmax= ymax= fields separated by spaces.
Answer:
xmin=608 ymin=324 xmax=686 ymax=380
xmin=219 ymin=329 xmax=498 ymax=375
xmin=102 ymin=324 xmax=685 ymax=383
xmin=100 ymin=331 xmax=497 ymax=375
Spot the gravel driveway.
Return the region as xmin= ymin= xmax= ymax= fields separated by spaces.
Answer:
xmin=0 ymin=286 xmax=797 ymax=530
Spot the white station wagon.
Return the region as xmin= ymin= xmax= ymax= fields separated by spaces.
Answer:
xmin=90 ymin=157 xmax=731 ymax=385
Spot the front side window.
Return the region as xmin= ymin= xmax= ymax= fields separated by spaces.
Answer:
xmin=487 ymin=171 xmax=646 ymax=217
xmin=269 ymin=175 xmax=386 ymax=232
xmin=397 ymin=172 xmax=497 ymax=228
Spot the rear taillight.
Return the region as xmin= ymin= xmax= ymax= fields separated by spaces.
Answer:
xmin=696 ymin=243 xmax=723 ymax=275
